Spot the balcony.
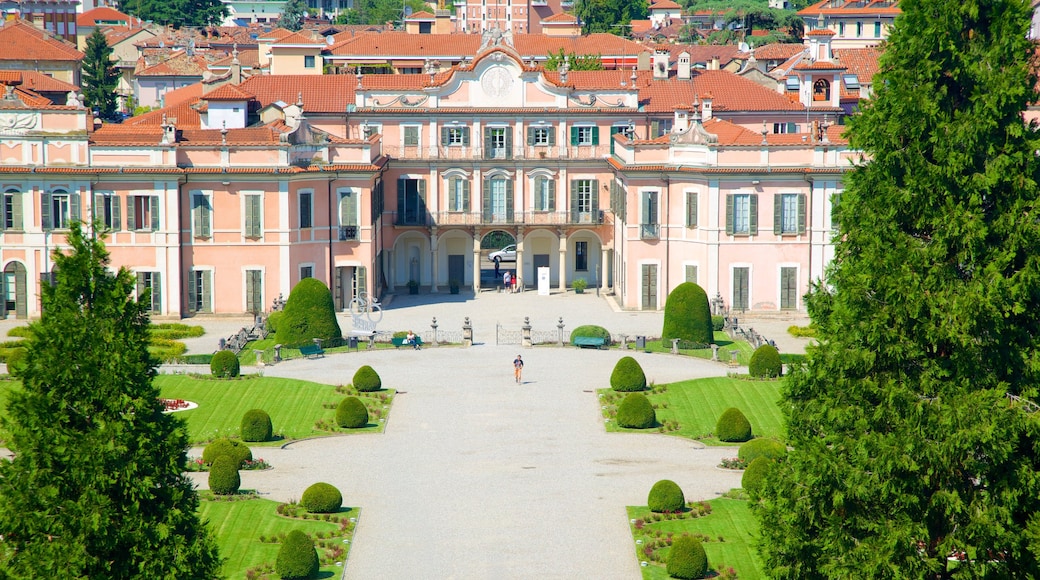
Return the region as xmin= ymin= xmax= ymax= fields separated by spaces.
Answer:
xmin=640 ymin=223 xmax=660 ymax=240
xmin=393 ymin=212 xmax=434 ymax=227
xmin=381 ymin=145 xmax=611 ymax=161
xmin=426 ymin=210 xmax=607 ymax=227
xmin=339 ymin=225 xmax=359 ymax=241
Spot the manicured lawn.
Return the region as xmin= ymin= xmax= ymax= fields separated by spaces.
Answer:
xmin=200 ymin=496 xmax=355 ymax=579
xmin=637 ymin=332 xmax=756 ymax=365
xmin=156 ymin=375 xmax=394 ymax=445
xmin=600 ymin=376 xmax=784 ymax=445
xmin=628 ymin=498 xmax=764 ymax=580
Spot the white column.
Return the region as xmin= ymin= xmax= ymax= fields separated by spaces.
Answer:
xmin=515 ymin=232 xmax=524 ymax=291
xmin=430 ymin=232 xmax=440 ymax=293
xmin=472 ymin=235 xmax=482 ymax=294
xmin=600 ymin=246 xmax=609 ymax=291
xmin=558 ymin=234 xmax=567 ymax=293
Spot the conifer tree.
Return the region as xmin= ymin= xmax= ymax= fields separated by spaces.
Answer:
xmin=81 ymin=27 xmax=119 ymax=121
xmin=280 ymin=0 xmax=307 ymax=31
xmin=0 ymin=223 xmax=222 ymax=577
xmin=754 ymin=0 xmax=1040 ymax=576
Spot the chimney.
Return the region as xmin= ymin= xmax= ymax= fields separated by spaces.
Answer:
xmin=701 ymin=93 xmax=713 ymax=121
xmin=710 ymin=56 xmax=720 ymax=71
xmin=637 ymin=51 xmax=651 ymax=71
xmin=673 ymin=105 xmax=690 ymax=133
xmin=653 ymin=49 xmax=669 ymax=80
xmin=231 ymin=44 xmax=242 ymax=85
xmin=161 ymin=114 xmax=178 ymax=144
xmin=677 ymin=51 xmax=691 ymax=80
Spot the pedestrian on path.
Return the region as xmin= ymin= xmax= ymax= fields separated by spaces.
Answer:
xmin=513 ymin=354 xmax=524 ymax=383
xmin=503 ymin=271 xmax=511 ymax=292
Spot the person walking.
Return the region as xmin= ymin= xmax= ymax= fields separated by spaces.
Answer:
xmin=503 ymin=271 xmax=511 ymax=293
xmin=513 ymin=354 xmax=524 ymax=384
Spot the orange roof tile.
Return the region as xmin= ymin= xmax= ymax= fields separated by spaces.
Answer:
xmin=650 ymin=0 xmax=682 ymax=9
xmin=691 ymin=70 xmax=805 ymax=112
xmin=208 ymin=49 xmax=262 ymax=68
xmin=406 ymin=10 xmax=436 ymax=19
xmin=833 ymin=47 xmax=881 ymax=84
xmin=0 ymin=19 xmax=84 ymax=62
xmin=794 ymin=60 xmax=847 ymax=71
xmin=798 ymin=0 xmax=901 ymax=17
xmin=257 ymin=28 xmax=295 ymax=42
xmin=135 ymin=51 xmax=209 ymax=77
xmin=807 ymin=29 xmax=836 ymax=36
xmin=204 ymin=84 xmax=255 ymax=101
xmin=76 ymin=7 xmax=139 ymax=28
xmin=0 ymin=70 xmax=78 ymax=93
xmin=274 ymin=31 xmax=323 ymax=45
xmin=326 ymin=32 xmax=645 ymax=60
xmin=542 ymin=13 xmax=578 ymax=23
xmin=238 ymin=74 xmax=357 ymax=114
xmin=752 ymin=43 xmax=806 ymax=61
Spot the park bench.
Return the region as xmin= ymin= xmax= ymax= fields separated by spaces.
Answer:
xmin=299 ymin=344 xmax=325 ymax=359
xmin=574 ymin=336 xmax=607 ymax=349
xmin=391 ymin=336 xmax=424 ymax=350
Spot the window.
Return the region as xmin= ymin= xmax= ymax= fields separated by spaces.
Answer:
xmin=137 ymin=271 xmax=161 ymax=313
xmin=773 ymin=122 xmax=798 ymax=134
xmin=188 ymin=269 xmax=212 ymax=313
xmin=570 ymin=125 xmax=599 ymax=146
xmin=246 ymin=269 xmax=262 ymax=313
xmin=575 ymin=240 xmax=588 ymax=271
xmin=339 ymin=189 xmax=358 ymax=240
xmin=484 ymin=126 xmax=512 ymax=159
xmin=725 ymin=193 xmax=758 ymax=235
xmin=569 ymin=179 xmax=599 ymax=223
xmin=128 ymin=195 xmax=160 ymax=231
xmin=527 ymin=125 xmax=555 ymax=147
xmin=641 ymin=190 xmax=658 ymax=239
xmin=396 ymin=179 xmax=427 ymax=225
xmin=780 ymin=267 xmax=798 ymax=310
xmin=839 ymin=21 xmax=845 ymax=36
xmin=447 ymin=177 xmax=470 ymax=212
xmin=831 ymin=193 xmax=841 ymax=232
xmin=41 ymin=189 xmax=79 ymax=230
xmin=774 ymin=193 xmax=806 ymax=235
xmin=2 ymin=189 xmax=23 ymax=231
xmin=304 ymin=55 xmax=315 ymax=68
xmin=403 ymin=125 xmax=420 ymax=147
xmin=733 ymin=267 xmax=749 ymax=310
xmin=192 ymin=192 xmax=212 ymax=238
xmin=874 ymin=21 xmax=881 ymax=37
xmin=245 ymin=194 xmax=262 ymax=238
xmin=440 ymin=126 xmax=471 ymax=146
xmin=481 ymin=176 xmax=514 ymax=224
xmin=609 ymin=124 xmax=635 ymax=153
xmin=299 ymin=191 xmax=313 ymax=229
xmin=93 ymin=192 xmax=119 ymax=231
xmin=650 ymin=119 xmax=673 ymax=137
xmin=685 ymin=191 xmax=697 ymax=228
xmin=856 ymin=21 xmax=863 ymax=37
xmin=300 ymin=265 xmax=313 ymax=280
xmin=685 ymin=265 xmax=698 ymax=284
xmin=610 ymin=180 xmax=626 ymax=221
xmin=533 ymin=176 xmax=555 ymax=211
xmin=813 ymin=79 xmax=831 ymax=101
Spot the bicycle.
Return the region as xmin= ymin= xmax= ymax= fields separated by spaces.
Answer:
xmin=348 ymin=291 xmax=383 ymax=323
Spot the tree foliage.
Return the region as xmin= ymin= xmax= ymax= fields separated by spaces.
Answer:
xmin=275 ymin=278 xmax=342 ymax=347
xmin=544 ymin=49 xmax=604 ymax=72
xmin=574 ymin=0 xmax=648 ymax=34
xmin=280 ymin=0 xmax=307 ymax=31
xmin=0 ymin=223 xmax=221 ymax=577
xmin=81 ymin=28 xmax=119 ymax=121
xmin=754 ymin=0 xmax=1040 ymax=576
xmin=334 ymin=0 xmax=428 ymax=26
xmin=126 ymin=0 xmax=227 ymax=28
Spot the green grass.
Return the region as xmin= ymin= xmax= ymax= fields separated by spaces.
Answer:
xmin=200 ymin=496 xmax=354 ymax=579
xmin=637 ymin=332 xmax=756 ymax=365
xmin=600 ymin=377 xmax=784 ymax=445
xmin=236 ymin=338 xmax=415 ymax=366
xmin=628 ymin=498 xmax=764 ymax=579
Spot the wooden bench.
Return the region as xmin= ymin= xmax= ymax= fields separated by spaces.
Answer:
xmin=574 ymin=336 xmax=607 ymax=349
xmin=391 ymin=336 xmax=424 ymax=350
xmin=299 ymin=344 xmax=325 ymax=359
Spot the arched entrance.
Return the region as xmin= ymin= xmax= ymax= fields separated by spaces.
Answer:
xmin=481 ymin=230 xmax=517 ymax=286
xmin=2 ymin=261 xmax=27 ymax=319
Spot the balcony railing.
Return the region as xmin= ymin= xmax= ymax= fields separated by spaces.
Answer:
xmin=339 ymin=225 xmax=359 ymax=241
xmin=382 ymin=145 xmax=611 ymax=161
xmin=640 ymin=223 xmax=660 ymax=240
xmin=394 ymin=210 xmax=608 ymax=227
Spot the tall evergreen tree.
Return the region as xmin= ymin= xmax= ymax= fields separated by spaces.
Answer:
xmin=127 ymin=0 xmax=226 ymax=28
xmin=280 ymin=0 xmax=307 ymax=31
xmin=754 ymin=0 xmax=1040 ymax=576
xmin=81 ymin=27 xmax=119 ymax=121
xmin=574 ymin=0 xmax=648 ymax=34
xmin=0 ymin=223 xmax=222 ymax=577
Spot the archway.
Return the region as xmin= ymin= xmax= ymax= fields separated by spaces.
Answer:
xmin=2 ymin=261 xmax=27 ymax=319
xmin=480 ymin=230 xmax=517 ymax=286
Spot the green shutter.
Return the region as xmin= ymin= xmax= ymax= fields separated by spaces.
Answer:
xmin=127 ymin=197 xmax=137 ymax=231
xmin=192 ymin=195 xmax=202 ymax=237
xmin=397 ymin=179 xmax=406 ymax=220
xmin=441 ymin=127 xmax=449 ymax=146
xmin=548 ymin=180 xmax=556 ymax=211
xmin=527 ymin=127 xmax=535 ymax=146
xmin=773 ymin=195 xmax=782 ymax=234
xmin=188 ymin=271 xmax=197 ymax=313
xmin=610 ymin=126 xmax=622 ymax=154
xmin=136 ymin=272 xmax=145 ymax=301
xmin=484 ymin=127 xmax=492 ymax=158
xmin=150 ymin=196 xmax=160 ymax=231
xmin=831 ymin=193 xmax=841 ymax=231
xmin=41 ymin=192 xmax=51 ymax=230
xmin=462 ymin=180 xmax=471 ymax=211
xmin=93 ymin=193 xmax=102 ymax=224
xmin=251 ymin=194 xmax=263 ymax=236
xmin=341 ymin=191 xmax=356 ymax=226
xmin=246 ymin=270 xmax=258 ymax=312
xmin=650 ymin=120 xmax=660 ymax=137
xmin=448 ymin=179 xmax=458 ymax=210
xmin=591 ymin=180 xmax=599 ymax=216
xmin=591 ymin=127 xmax=600 ymax=146
xmin=505 ymin=179 xmax=514 ymax=222
xmin=11 ymin=192 xmax=21 ymax=230
xmin=203 ymin=196 xmax=212 ymax=237
xmin=153 ymin=272 xmax=161 ymax=312
xmin=70 ymin=193 xmax=80 ymax=225
xmin=749 ymin=194 xmax=759 ymax=236
xmin=505 ymin=128 xmax=513 ymax=159
xmin=461 ymin=127 xmax=470 ymax=146
xmin=202 ymin=271 xmax=212 ymax=312
xmin=570 ymin=180 xmax=579 ymax=222
xmin=417 ymin=179 xmax=427 ymax=218
xmin=686 ymin=192 xmax=697 ymax=227
xmin=112 ymin=195 xmax=120 ymax=230
xmin=725 ymin=194 xmax=734 ymax=235
xmin=547 ymin=126 xmax=556 ymax=146
xmin=797 ymin=194 xmax=806 ymax=234
xmin=482 ymin=177 xmax=492 ymax=222
xmin=570 ymin=126 xmax=579 ymax=146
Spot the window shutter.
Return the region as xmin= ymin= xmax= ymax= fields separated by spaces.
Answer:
xmin=448 ymin=179 xmax=458 ymax=210
xmin=570 ymin=126 xmax=578 ymax=146
xmin=192 ymin=195 xmax=202 ymax=237
xmin=570 ymin=180 xmax=579 ymax=221
xmin=725 ymin=194 xmax=734 ymax=235
xmin=505 ymin=128 xmax=513 ymax=159
xmin=685 ymin=265 xmax=697 ymax=283
xmin=591 ymin=180 xmax=600 ymax=215
xmin=251 ymin=195 xmax=262 ymax=236
xmin=202 ymin=271 xmax=212 ymax=312
xmin=245 ymin=196 xmax=255 ymax=236
xmin=70 ymin=193 xmax=80 ymax=225
xmin=788 ymin=122 xmax=797 ymax=133
xmin=396 ymin=180 xmax=406 ymax=221
xmin=505 ymin=179 xmax=514 ymax=221
xmin=526 ymin=127 xmax=534 ymax=146
xmin=548 ymin=180 xmax=556 ymax=211
xmin=482 ymin=177 xmax=492 ymax=222
xmin=153 ymin=272 xmax=161 ymax=312
xmin=93 ymin=193 xmax=102 ymax=223
xmin=547 ymin=126 xmax=556 ymax=146
xmin=127 ymin=197 xmax=137 ymax=231
xmin=461 ymin=127 xmax=470 ymax=146
xmin=440 ymin=127 xmax=449 ymax=146
xmin=150 ymin=196 xmax=160 ymax=231
xmin=797 ymin=193 xmax=806 ymax=234
xmin=10 ymin=192 xmax=21 ymax=230
xmin=831 ymin=193 xmax=841 ymax=231
xmin=246 ymin=270 xmax=257 ymax=313
xmin=686 ymin=192 xmax=697 ymax=227
xmin=188 ymin=271 xmax=197 ymax=313
xmin=136 ymin=272 xmax=145 ymax=301
xmin=41 ymin=192 xmax=52 ymax=230
xmin=591 ymin=127 xmax=600 ymax=146
xmin=203 ymin=196 xmax=212 ymax=237
xmin=773 ymin=194 xmax=782 ymax=234
xmin=483 ymin=127 xmax=492 ymax=157
xmin=112 ymin=195 xmax=120 ymax=230
xmin=417 ymin=180 xmax=427 ymax=217
xmin=650 ymin=120 xmax=660 ymax=137
xmin=462 ymin=179 xmax=471 ymax=211
xmin=341 ymin=191 xmax=356 ymax=226
xmin=749 ymin=194 xmax=759 ymax=235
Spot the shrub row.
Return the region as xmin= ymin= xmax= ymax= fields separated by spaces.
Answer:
xmin=148 ymin=323 xmax=205 ymax=340
xmin=569 ymin=325 xmax=612 ymax=346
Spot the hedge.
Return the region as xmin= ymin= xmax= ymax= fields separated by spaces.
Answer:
xmin=148 ymin=323 xmax=205 ymax=340
xmin=353 ymin=365 xmax=382 ymax=392
xmin=148 ymin=337 xmax=187 ymax=362
xmin=610 ymin=356 xmax=646 ymax=392
xmin=616 ymin=393 xmax=656 ymax=429
xmin=274 ymin=278 xmax=342 ymax=347
xmin=569 ymin=325 xmax=611 ymax=346
xmin=210 ymin=350 xmax=240 ymax=378
xmin=661 ymin=282 xmax=714 ymax=347
xmin=715 ymin=407 xmax=752 ymax=442
xmin=240 ymin=409 xmax=273 ymax=442
xmin=738 ymin=438 xmax=787 ymax=463
xmin=202 ymin=438 xmax=252 ymax=468
xmin=301 ymin=482 xmax=343 ymax=513
xmin=276 ymin=530 xmax=319 ymax=580
xmin=667 ymin=535 xmax=708 ymax=579
xmin=648 ymin=479 xmax=685 ymax=513
xmin=749 ymin=344 xmax=782 ymax=378
xmin=336 ymin=397 xmax=369 ymax=429
xmin=208 ymin=455 xmax=241 ymax=495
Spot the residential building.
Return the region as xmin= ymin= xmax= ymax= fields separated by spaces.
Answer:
xmin=0 ymin=19 xmax=83 ymax=85
xmin=798 ymin=0 xmax=898 ymax=49
xmin=0 ymin=0 xmax=79 ymax=42
xmin=454 ymin=0 xmax=569 ymax=35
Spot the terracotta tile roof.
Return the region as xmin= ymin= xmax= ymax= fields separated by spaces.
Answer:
xmin=238 ymin=74 xmax=357 ymax=114
xmin=542 ymin=13 xmax=578 ymax=23
xmin=794 ymin=60 xmax=847 ymax=71
xmin=752 ymin=43 xmax=805 ymax=61
xmin=76 ymin=7 xmax=139 ymax=28
xmin=542 ymin=68 xmax=645 ymax=91
xmin=692 ymin=70 xmax=805 ymax=112
xmin=160 ymin=82 xmax=204 ymax=108
xmin=125 ymin=85 xmax=204 ymax=128
xmin=103 ymin=26 xmax=154 ymax=47
xmin=807 ymin=29 xmax=836 ymax=36
xmin=204 ymin=84 xmax=255 ymax=100
xmin=178 ymin=127 xmax=287 ymax=145
xmin=833 ymin=47 xmax=881 ymax=83
xmin=135 ymin=51 xmax=209 ymax=77
xmin=406 ymin=10 xmax=435 ymax=19
xmin=208 ymin=49 xmax=262 ymax=68
xmin=273 ymin=31 xmax=323 ymax=45
xmin=0 ymin=19 xmax=84 ymax=62
xmin=90 ymin=124 xmax=165 ymax=145
xmin=798 ymin=0 xmax=901 ymax=17
xmin=650 ymin=44 xmax=743 ymax=67
xmin=257 ymin=28 xmax=294 ymax=42
xmin=650 ymin=0 xmax=682 ymax=9
xmin=0 ymin=70 xmax=78 ymax=93
xmin=325 ymin=32 xmax=645 ymax=60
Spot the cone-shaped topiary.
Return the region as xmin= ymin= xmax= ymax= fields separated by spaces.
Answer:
xmin=738 ymin=438 xmax=787 ymax=464
xmin=208 ymin=455 xmax=241 ymax=495
xmin=661 ymin=282 xmax=714 ymax=348
xmin=742 ymin=456 xmax=772 ymax=497
xmin=749 ymin=343 xmax=782 ymax=378
xmin=210 ymin=349 xmax=240 ymax=378
xmin=648 ymin=479 xmax=685 ymax=513
xmin=715 ymin=407 xmax=753 ymax=442
xmin=202 ymin=438 xmax=252 ymax=468
xmin=265 ymin=310 xmax=283 ymax=334
xmin=569 ymin=325 xmax=611 ymax=346
xmin=667 ymin=535 xmax=708 ymax=579
xmin=240 ymin=409 xmax=273 ymax=442
xmin=352 ymin=365 xmax=382 ymax=392
xmin=274 ymin=278 xmax=342 ymax=348
xmin=610 ymin=356 xmax=647 ymax=392
xmin=300 ymin=482 xmax=343 ymax=513
xmin=276 ymin=530 xmax=319 ymax=580
xmin=336 ymin=396 xmax=369 ymax=429
xmin=616 ymin=392 xmax=656 ymax=429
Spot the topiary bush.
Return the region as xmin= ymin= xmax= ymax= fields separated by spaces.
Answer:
xmin=147 ymin=337 xmax=187 ymax=362
xmin=274 ymin=278 xmax=342 ymax=348
xmin=210 ymin=349 xmax=240 ymax=378
xmin=742 ymin=456 xmax=772 ymax=496
xmin=749 ymin=344 xmax=782 ymax=378
xmin=208 ymin=455 xmax=241 ymax=495
xmin=715 ymin=407 xmax=752 ymax=442
xmin=352 ymin=365 xmax=382 ymax=392
xmin=569 ymin=325 xmax=611 ymax=346
xmin=667 ymin=535 xmax=708 ymax=580
xmin=336 ymin=396 xmax=369 ymax=429
xmin=610 ymin=356 xmax=647 ymax=392
xmin=300 ymin=482 xmax=343 ymax=513
xmin=276 ymin=529 xmax=319 ymax=580
xmin=241 ymin=409 xmax=273 ymax=442
xmin=266 ymin=310 xmax=284 ymax=334
xmin=661 ymin=282 xmax=714 ymax=348
xmin=647 ymin=479 xmax=685 ymax=513
xmin=711 ymin=315 xmax=725 ymax=331
xmin=202 ymin=438 xmax=253 ymax=468
xmin=3 ymin=347 xmax=26 ymax=376
xmin=616 ymin=393 xmax=656 ymax=429
xmin=738 ymin=438 xmax=787 ymax=463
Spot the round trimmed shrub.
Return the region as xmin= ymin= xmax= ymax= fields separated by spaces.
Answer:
xmin=647 ymin=479 xmax=685 ymax=513
xmin=711 ymin=315 xmax=725 ymax=331
xmin=208 ymin=455 xmax=241 ymax=495
xmin=742 ymin=456 xmax=772 ymax=496
xmin=667 ymin=535 xmax=708 ymax=579
xmin=3 ymin=347 xmax=26 ymax=376
xmin=202 ymin=438 xmax=252 ymax=468
xmin=749 ymin=344 xmax=782 ymax=378
xmin=616 ymin=393 xmax=656 ymax=429
xmin=715 ymin=407 xmax=752 ymax=442
xmin=301 ymin=482 xmax=343 ymax=513
xmin=274 ymin=278 xmax=342 ymax=348
xmin=661 ymin=282 xmax=713 ymax=348
xmin=336 ymin=396 xmax=369 ymax=429
xmin=610 ymin=356 xmax=647 ymax=392
xmin=352 ymin=365 xmax=382 ymax=392
xmin=569 ymin=325 xmax=611 ymax=346
xmin=276 ymin=529 xmax=319 ymax=580
xmin=738 ymin=438 xmax=787 ymax=463
xmin=241 ymin=409 xmax=273 ymax=442
xmin=210 ymin=349 xmax=240 ymax=378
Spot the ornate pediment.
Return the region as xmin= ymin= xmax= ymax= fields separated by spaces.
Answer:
xmin=0 ymin=111 xmax=37 ymax=134
xmin=670 ymin=120 xmax=718 ymax=145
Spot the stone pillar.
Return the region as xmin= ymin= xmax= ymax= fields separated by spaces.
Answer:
xmin=522 ymin=316 xmax=532 ymax=347
xmin=600 ymin=246 xmax=610 ymax=292
xmin=431 ymin=316 xmax=439 ymax=346
xmin=671 ymin=339 xmax=680 ymax=354
xmin=254 ymin=349 xmax=265 ymax=366
xmin=463 ymin=316 xmax=473 ymax=347
xmin=273 ymin=344 xmax=283 ymax=362
xmin=619 ymin=335 xmax=627 ymax=350
xmin=557 ymin=316 xmax=565 ymax=347
xmin=430 ymin=231 xmax=440 ymax=293
xmin=515 ymin=231 xmax=524 ymax=292
xmin=711 ymin=344 xmax=720 ymax=361
xmin=558 ymin=234 xmax=567 ymax=293
xmin=472 ymin=235 xmax=482 ymax=294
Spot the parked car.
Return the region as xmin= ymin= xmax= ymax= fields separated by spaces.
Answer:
xmin=489 ymin=244 xmax=516 ymax=264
